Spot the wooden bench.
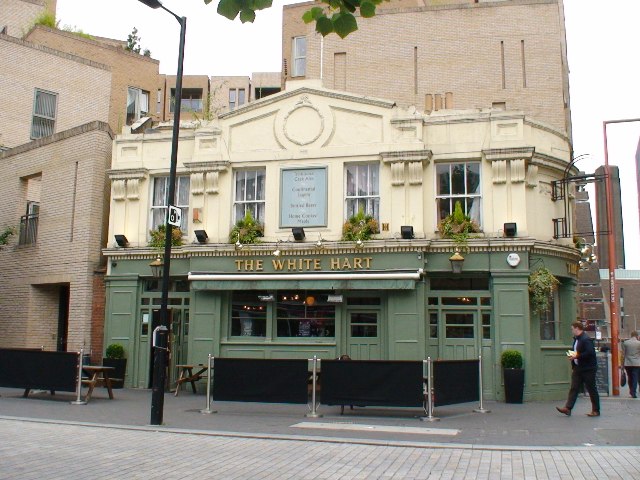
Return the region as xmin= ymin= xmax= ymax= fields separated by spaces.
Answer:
xmin=174 ymin=364 xmax=208 ymax=396
xmin=81 ymin=366 xmax=116 ymax=402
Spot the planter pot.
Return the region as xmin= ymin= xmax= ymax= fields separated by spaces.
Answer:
xmin=102 ymin=358 xmax=127 ymax=389
xmin=503 ymin=368 xmax=525 ymax=404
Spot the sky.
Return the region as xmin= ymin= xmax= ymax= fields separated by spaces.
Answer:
xmin=55 ymin=0 xmax=640 ymax=268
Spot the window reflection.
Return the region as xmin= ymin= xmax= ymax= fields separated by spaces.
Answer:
xmin=277 ymin=291 xmax=335 ymax=338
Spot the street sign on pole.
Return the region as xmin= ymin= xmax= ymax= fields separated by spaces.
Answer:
xmin=168 ymin=205 xmax=181 ymax=227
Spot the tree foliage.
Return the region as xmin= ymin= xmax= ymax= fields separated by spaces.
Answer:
xmin=0 ymin=226 xmax=15 ymax=247
xmin=205 ymin=0 xmax=388 ymax=38
xmin=126 ymin=27 xmax=151 ymax=57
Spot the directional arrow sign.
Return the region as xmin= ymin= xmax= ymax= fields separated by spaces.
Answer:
xmin=167 ymin=205 xmax=182 ymax=227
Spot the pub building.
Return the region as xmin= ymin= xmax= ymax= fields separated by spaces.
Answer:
xmin=104 ymin=82 xmax=578 ymax=401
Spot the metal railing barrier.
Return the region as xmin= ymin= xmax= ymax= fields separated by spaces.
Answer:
xmin=473 ymin=353 xmax=491 ymax=413
xmin=305 ymin=355 xmax=322 ymax=418
xmin=70 ymin=348 xmax=87 ymax=405
xmin=421 ymin=357 xmax=439 ymax=422
xmin=201 ymin=354 xmax=217 ymax=414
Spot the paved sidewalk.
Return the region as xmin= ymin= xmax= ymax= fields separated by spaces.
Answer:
xmin=1 ymin=387 xmax=639 ymax=478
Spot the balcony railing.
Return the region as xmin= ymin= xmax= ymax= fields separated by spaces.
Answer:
xmin=19 ymin=214 xmax=39 ymax=245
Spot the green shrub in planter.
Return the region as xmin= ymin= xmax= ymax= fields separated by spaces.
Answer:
xmin=104 ymin=344 xmax=127 ymax=389
xmin=501 ymin=349 xmax=523 ymax=369
xmin=105 ymin=343 xmax=125 ymax=360
xmin=501 ymin=349 xmax=524 ymax=404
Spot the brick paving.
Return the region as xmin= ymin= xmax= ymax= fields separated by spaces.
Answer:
xmin=0 ymin=418 xmax=638 ymax=479
xmin=1 ymin=386 xmax=639 ymax=479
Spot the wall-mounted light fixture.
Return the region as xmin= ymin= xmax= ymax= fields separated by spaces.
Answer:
xmin=316 ymin=233 xmax=324 ymax=249
xmin=292 ymin=227 xmax=305 ymax=241
xmin=355 ymin=239 xmax=364 ymax=249
xmin=273 ymin=239 xmax=283 ymax=257
xmin=149 ymin=256 xmax=164 ymax=278
xmin=235 ymin=233 xmax=243 ymax=250
xmin=503 ymin=222 xmax=517 ymax=237
xmin=194 ymin=229 xmax=208 ymax=244
xmin=449 ymin=250 xmax=465 ymax=274
xmin=400 ymin=225 xmax=414 ymax=239
xmin=114 ymin=234 xmax=129 ymax=247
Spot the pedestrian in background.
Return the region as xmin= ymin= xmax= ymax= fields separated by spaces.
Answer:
xmin=557 ymin=321 xmax=600 ymax=417
xmin=622 ymin=331 xmax=640 ymax=399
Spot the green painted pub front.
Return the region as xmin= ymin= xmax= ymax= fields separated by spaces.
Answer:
xmin=104 ymin=242 xmax=578 ymax=401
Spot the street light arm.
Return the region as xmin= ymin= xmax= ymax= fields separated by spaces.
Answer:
xmin=160 ymin=4 xmax=184 ymax=24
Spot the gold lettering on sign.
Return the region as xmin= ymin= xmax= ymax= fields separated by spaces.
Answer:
xmin=233 ymin=257 xmax=374 ymax=272
xmin=566 ymin=262 xmax=578 ymax=276
xmin=235 ymin=259 xmax=264 ymax=272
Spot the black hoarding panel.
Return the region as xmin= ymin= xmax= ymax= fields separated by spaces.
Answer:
xmin=0 ymin=349 xmax=78 ymax=392
xmin=433 ymin=359 xmax=479 ymax=407
xmin=212 ymin=358 xmax=309 ymax=404
xmin=321 ymin=360 xmax=424 ymax=408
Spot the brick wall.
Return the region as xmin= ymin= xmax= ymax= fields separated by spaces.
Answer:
xmin=282 ymin=0 xmax=570 ymax=136
xmin=0 ymin=122 xmax=113 ymax=351
xmin=0 ymin=0 xmax=52 ymax=38
xmin=0 ymin=34 xmax=111 ymax=149
xmin=210 ymin=76 xmax=251 ymax=117
xmin=25 ymin=26 xmax=162 ymax=134
xmin=163 ymin=75 xmax=210 ymax=122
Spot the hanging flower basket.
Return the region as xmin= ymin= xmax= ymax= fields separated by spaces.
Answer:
xmin=528 ymin=267 xmax=560 ymax=315
xmin=437 ymin=200 xmax=480 ymax=251
xmin=148 ymin=224 xmax=183 ymax=248
xmin=342 ymin=209 xmax=379 ymax=241
xmin=229 ymin=211 xmax=264 ymax=245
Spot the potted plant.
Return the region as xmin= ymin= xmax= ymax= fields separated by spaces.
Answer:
xmin=229 ymin=210 xmax=264 ymax=245
xmin=437 ymin=200 xmax=480 ymax=251
xmin=342 ymin=209 xmax=379 ymax=241
xmin=528 ymin=267 xmax=559 ymax=315
xmin=148 ymin=224 xmax=183 ymax=248
xmin=501 ymin=349 xmax=524 ymax=404
xmin=103 ymin=343 xmax=127 ymax=389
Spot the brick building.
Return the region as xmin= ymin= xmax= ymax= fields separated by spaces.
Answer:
xmin=0 ymin=122 xmax=113 ymax=356
xmin=1 ymin=0 xmax=56 ymax=38
xmin=24 ymin=25 xmax=163 ymax=134
xmin=282 ymin=0 xmax=571 ymax=138
xmin=0 ymin=33 xmax=111 ymax=149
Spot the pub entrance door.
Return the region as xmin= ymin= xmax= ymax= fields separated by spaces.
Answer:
xmin=347 ymin=311 xmax=380 ymax=360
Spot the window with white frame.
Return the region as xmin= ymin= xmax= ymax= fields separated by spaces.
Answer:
xmin=435 ymin=162 xmax=481 ymax=226
xmin=228 ymin=88 xmax=246 ymax=111
xmin=234 ymin=169 xmax=265 ymax=224
xmin=540 ymin=292 xmax=559 ymax=341
xmin=126 ymin=87 xmax=149 ymax=125
xmin=31 ymin=89 xmax=57 ymax=139
xmin=292 ymin=36 xmax=307 ymax=77
xmin=345 ymin=163 xmax=380 ymax=220
xmin=150 ymin=176 xmax=190 ymax=232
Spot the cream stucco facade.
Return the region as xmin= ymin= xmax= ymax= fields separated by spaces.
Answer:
xmin=108 ymin=81 xmax=572 ymax=247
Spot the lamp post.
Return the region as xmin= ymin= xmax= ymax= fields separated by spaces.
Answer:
xmin=138 ymin=0 xmax=186 ymax=425
xmin=602 ymin=118 xmax=640 ymax=396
